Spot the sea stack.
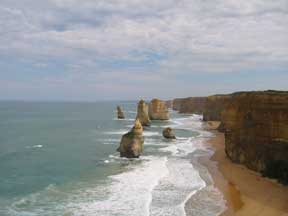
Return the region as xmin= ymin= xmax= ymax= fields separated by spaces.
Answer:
xmin=162 ymin=127 xmax=176 ymax=139
xmin=136 ymin=99 xmax=151 ymax=126
xmin=116 ymin=106 xmax=125 ymax=119
xmin=148 ymin=98 xmax=169 ymax=120
xmin=117 ymin=118 xmax=144 ymax=158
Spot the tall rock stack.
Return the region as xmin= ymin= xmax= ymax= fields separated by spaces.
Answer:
xmin=136 ymin=99 xmax=151 ymax=126
xmin=116 ymin=106 xmax=125 ymax=119
xmin=148 ymin=98 xmax=169 ymax=120
xmin=117 ymin=118 xmax=144 ymax=158
xmin=221 ymin=91 xmax=288 ymax=184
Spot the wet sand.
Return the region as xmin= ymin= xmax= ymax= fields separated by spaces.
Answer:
xmin=203 ymin=132 xmax=288 ymax=216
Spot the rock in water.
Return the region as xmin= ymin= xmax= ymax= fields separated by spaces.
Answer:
xmin=136 ymin=100 xmax=151 ymax=126
xmin=162 ymin=127 xmax=176 ymax=139
xmin=117 ymin=118 xmax=144 ymax=158
xmin=117 ymin=106 xmax=125 ymax=119
xmin=148 ymin=98 xmax=169 ymax=120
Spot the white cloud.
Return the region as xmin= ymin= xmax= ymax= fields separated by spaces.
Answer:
xmin=0 ymin=0 xmax=287 ymax=99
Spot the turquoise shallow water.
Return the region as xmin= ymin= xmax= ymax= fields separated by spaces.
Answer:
xmin=0 ymin=101 xmax=225 ymax=216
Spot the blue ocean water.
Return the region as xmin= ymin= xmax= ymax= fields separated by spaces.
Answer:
xmin=0 ymin=101 xmax=225 ymax=216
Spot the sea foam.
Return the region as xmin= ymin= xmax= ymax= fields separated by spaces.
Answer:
xmin=70 ymin=157 xmax=168 ymax=216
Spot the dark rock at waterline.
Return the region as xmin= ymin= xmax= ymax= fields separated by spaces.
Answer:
xmin=162 ymin=127 xmax=176 ymax=139
xmin=117 ymin=106 xmax=125 ymax=119
xmin=217 ymin=122 xmax=226 ymax=133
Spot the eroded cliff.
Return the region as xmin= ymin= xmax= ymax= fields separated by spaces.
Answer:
xmin=203 ymin=94 xmax=231 ymax=121
xmin=172 ymin=97 xmax=207 ymax=114
xmin=221 ymin=91 xmax=288 ymax=184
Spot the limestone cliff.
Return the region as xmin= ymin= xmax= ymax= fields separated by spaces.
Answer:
xmin=116 ymin=106 xmax=125 ymax=119
xmin=221 ymin=91 xmax=288 ymax=184
xmin=172 ymin=98 xmax=183 ymax=111
xmin=165 ymin=100 xmax=173 ymax=109
xmin=172 ymin=97 xmax=207 ymax=114
xmin=149 ymin=98 xmax=169 ymax=120
xmin=136 ymin=100 xmax=151 ymax=126
xmin=117 ymin=118 xmax=144 ymax=158
xmin=203 ymin=95 xmax=231 ymax=121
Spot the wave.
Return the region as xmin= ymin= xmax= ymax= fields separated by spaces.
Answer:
xmin=5 ymin=114 xmax=224 ymax=216
xmin=25 ymin=145 xmax=43 ymax=149
xmin=70 ymin=157 xmax=168 ymax=216
xmin=103 ymin=130 xmax=129 ymax=135
xmin=113 ymin=118 xmax=135 ymax=121
xmin=104 ymin=130 xmax=160 ymax=137
xmin=149 ymin=158 xmax=206 ymax=216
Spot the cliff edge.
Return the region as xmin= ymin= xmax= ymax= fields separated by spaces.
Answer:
xmin=221 ymin=90 xmax=288 ymax=184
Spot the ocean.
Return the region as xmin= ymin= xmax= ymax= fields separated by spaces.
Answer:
xmin=0 ymin=101 xmax=225 ymax=216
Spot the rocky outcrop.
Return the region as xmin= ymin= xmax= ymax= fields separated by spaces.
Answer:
xmin=217 ymin=122 xmax=226 ymax=133
xmin=165 ymin=100 xmax=173 ymax=109
xmin=222 ymin=91 xmax=288 ymax=184
xmin=149 ymin=98 xmax=169 ymax=120
xmin=116 ymin=106 xmax=125 ymax=119
xmin=203 ymin=121 xmax=221 ymax=130
xmin=203 ymin=95 xmax=231 ymax=121
xmin=172 ymin=98 xmax=183 ymax=111
xmin=136 ymin=100 xmax=151 ymax=126
xmin=172 ymin=97 xmax=207 ymax=114
xmin=162 ymin=127 xmax=176 ymax=139
xmin=117 ymin=118 xmax=144 ymax=158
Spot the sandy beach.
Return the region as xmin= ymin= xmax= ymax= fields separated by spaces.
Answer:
xmin=202 ymin=132 xmax=288 ymax=216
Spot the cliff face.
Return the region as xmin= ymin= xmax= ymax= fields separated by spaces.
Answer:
xmin=172 ymin=98 xmax=183 ymax=111
xmin=172 ymin=97 xmax=207 ymax=114
xmin=222 ymin=91 xmax=288 ymax=184
xmin=148 ymin=98 xmax=169 ymax=120
xmin=165 ymin=100 xmax=173 ymax=109
xmin=203 ymin=95 xmax=231 ymax=121
xmin=136 ymin=100 xmax=151 ymax=126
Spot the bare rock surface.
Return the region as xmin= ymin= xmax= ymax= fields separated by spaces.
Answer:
xmin=117 ymin=118 xmax=144 ymax=158
xmin=149 ymin=98 xmax=169 ymax=120
xmin=136 ymin=100 xmax=151 ymax=126
xmin=162 ymin=127 xmax=176 ymax=139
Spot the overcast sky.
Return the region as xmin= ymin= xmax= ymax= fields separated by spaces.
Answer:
xmin=0 ymin=0 xmax=287 ymax=101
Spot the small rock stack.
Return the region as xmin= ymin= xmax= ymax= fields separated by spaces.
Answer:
xmin=162 ymin=127 xmax=176 ymax=139
xmin=117 ymin=106 xmax=125 ymax=119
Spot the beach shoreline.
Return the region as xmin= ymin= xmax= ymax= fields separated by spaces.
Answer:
xmin=186 ymin=130 xmax=288 ymax=216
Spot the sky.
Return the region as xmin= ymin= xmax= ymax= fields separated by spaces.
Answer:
xmin=0 ymin=0 xmax=287 ymax=101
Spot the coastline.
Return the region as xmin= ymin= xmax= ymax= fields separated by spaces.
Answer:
xmin=196 ymin=131 xmax=288 ymax=216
